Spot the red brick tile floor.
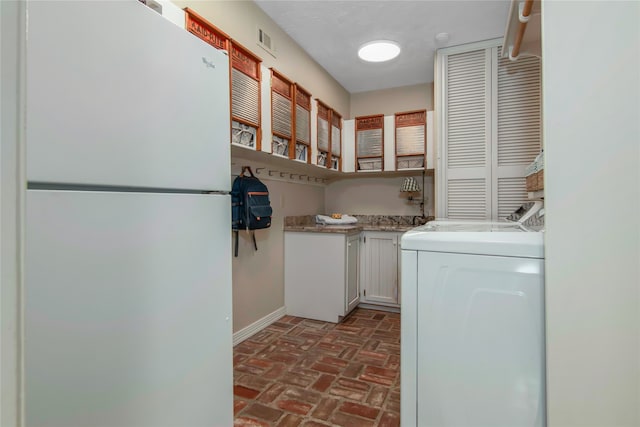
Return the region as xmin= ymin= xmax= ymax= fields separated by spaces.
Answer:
xmin=233 ymin=308 xmax=400 ymax=427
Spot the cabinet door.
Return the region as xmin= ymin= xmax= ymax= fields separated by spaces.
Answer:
xmin=345 ymin=234 xmax=360 ymax=313
xmin=396 ymin=232 xmax=403 ymax=303
xmin=439 ymin=47 xmax=492 ymax=220
xmin=361 ymin=232 xmax=398 ymax=304
xmin=436 ymin=42 xmax=541 ymax=220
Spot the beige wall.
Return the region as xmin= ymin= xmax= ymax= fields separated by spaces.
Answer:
xmin=543 ymin=1 xmax=640 ymax=426
xmin=172 ymin=0 xmax=348 ymax=332
xmin=350 ymin=83 xmax=434 ymax=118
xmin=326 ymin=175 xmax=434 ymax=217
xmin=231 ymin=172 xmax=325 ymax=332
xmin=175 ymin=0 xmax=350 ymax=116
xmin=172 ymin=1 xmax=440 ymax=333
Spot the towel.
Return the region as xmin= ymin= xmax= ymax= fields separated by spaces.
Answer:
xmin=315 ymin=214 xmax=358 ymax=225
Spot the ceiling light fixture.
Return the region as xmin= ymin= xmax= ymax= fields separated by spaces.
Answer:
xmin=358 ymin=40 xmax=401 ymax=62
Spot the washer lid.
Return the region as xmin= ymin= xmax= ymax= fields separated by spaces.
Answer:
xmin=401 ymin=223 xmax=544 ymax=258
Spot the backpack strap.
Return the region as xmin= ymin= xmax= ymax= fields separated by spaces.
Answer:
xmin=240 ymin=166 xmax=255 ymax=177
xmin=234 ymin=230 xmax=258 ymax=256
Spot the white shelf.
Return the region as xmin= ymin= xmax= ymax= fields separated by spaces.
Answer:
xmin=231 ymin=144 xmax=341 ymax=179
xmin=232 ymin=145 xmax=436 ymax=182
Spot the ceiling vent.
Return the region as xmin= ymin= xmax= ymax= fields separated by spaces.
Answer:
xmin=257 ymin=28 xmax=276 ymax=58
xmin=139 ymin=0 xmax=162 ymax=15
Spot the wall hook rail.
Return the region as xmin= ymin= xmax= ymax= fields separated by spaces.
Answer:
xmin=230 ymin=162 xmax=328 ymax=187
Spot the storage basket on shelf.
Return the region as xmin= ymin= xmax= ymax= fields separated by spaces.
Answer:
xmin=525 ymin=152 xmax=544 ymax=192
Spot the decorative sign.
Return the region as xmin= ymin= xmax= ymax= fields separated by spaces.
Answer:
xmin=295 ymin=85 xmax=311 ymax=109
xmin=184 ymin=8 xmax=229 ymax=50
xmin=396 ymin=110 xmax=426 ymax=128
xmin=317 ymin=101 xmax=330 ymax=120
xmin=332 ymin=111 xmax=342 ymax=128
xmin=356 ymin=115 xmax=384 ymax=130
xmin=231 ymin=42 xmax=261 ymax=80
xmin=271 ymin=71 xmax=292 ymax=98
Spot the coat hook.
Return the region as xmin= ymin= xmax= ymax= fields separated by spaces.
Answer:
xmin=290 ymin=174 xmax=296 ymax=179
xmin=255 ymin=167 xmax=264 ymax=174
xmin=268 ymin=170 xmax=275 ymax=176
xmin=299 ymin=175 xmax=307 ymax=180
xmin=280 ymin=172 xmax=286 ymax=178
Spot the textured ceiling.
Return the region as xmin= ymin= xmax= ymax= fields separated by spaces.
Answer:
xmin=255 ymin=1 xmax=510 ymax=93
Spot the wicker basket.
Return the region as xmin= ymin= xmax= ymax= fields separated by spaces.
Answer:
xmin=526 ymin=170 xmax=544 ymax=192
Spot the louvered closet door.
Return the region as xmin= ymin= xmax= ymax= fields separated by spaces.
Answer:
xmin=493 ymin=53 xmax=541 ymax=219
xmin=444 ymin=49 xmax=492 ymax=220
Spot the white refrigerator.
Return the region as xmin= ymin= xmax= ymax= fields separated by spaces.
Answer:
xmin=24 ymin=1 xmax=233 ymax=426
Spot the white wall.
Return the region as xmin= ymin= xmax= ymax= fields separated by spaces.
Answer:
xmin=326 ymin=175 xmax=434 ymax=217
xmin=1 ymin=2 xmax=23 ymax=425
xmin=171 ymin=0 xmax=348 ymax=332
xmin=171 ymin=1 xmax=439 ymax=333
xmin=542 ymin=2 xmax=640 ymax=426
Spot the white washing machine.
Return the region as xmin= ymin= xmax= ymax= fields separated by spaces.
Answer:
xmin=400 ymin=216 xmax=545 ymax=427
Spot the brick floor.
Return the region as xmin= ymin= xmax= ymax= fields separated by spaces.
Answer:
xmin=234 ymin=308 xmax=400 ymax=427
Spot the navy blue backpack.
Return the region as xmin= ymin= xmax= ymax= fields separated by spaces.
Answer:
xmin=231 ymin=166 xmax=272 ymax=257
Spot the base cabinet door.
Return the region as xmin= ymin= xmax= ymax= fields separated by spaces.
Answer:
xmin=360 ymin=232 xmax=399 ymax=305
xmin=345 ymin=233 xmax=360 ymax=313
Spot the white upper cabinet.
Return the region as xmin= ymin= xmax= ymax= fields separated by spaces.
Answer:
xmin=343 ymin=111 xmax=433 ymax=174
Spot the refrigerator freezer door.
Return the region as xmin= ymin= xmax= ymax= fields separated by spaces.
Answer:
xmin=26 ymin=1 xmax=230 ymax=191
xmin=25 ymin=190 xmax=233 ymax=427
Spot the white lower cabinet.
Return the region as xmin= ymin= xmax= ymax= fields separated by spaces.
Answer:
xmin=360 ymin=231 xmax=403 ymax=307
xmin=284 ymin=231 xmax=360 ymax=323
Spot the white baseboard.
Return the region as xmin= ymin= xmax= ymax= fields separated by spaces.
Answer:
xmin=357 ymin=303 xmax=401 ymax=313
xmin=233 ymin=306 xmax=286 ymax=346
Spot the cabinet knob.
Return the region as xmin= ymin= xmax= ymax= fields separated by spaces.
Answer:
xmin=348 ymin=243 xmax=352 ymax=247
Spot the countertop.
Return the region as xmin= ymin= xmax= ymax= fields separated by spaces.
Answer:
xmin=283 ymin=215 xmax=434 ymax=234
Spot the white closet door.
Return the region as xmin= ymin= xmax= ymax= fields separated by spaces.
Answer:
xmin=437 ymin=40 xmax=542 ymax=220
xmin=444 ymin=49 xmax=492 ymax=219
xmin=493 ymin=53 xmax=542 ymax=219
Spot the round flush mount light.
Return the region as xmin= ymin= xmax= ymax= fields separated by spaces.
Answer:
xmin=358 ymin=40 xmax=401 ymax=62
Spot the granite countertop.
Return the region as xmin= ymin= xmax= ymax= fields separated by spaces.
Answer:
xmin=284 ymin=215 xmax=435 ymax=234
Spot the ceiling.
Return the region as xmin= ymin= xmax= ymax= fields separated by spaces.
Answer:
xmin=255 ymin=1 xmax=511 ymax=94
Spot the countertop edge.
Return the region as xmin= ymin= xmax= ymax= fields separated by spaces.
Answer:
xmin=284 ymin=225 xmax=418 ymax=233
